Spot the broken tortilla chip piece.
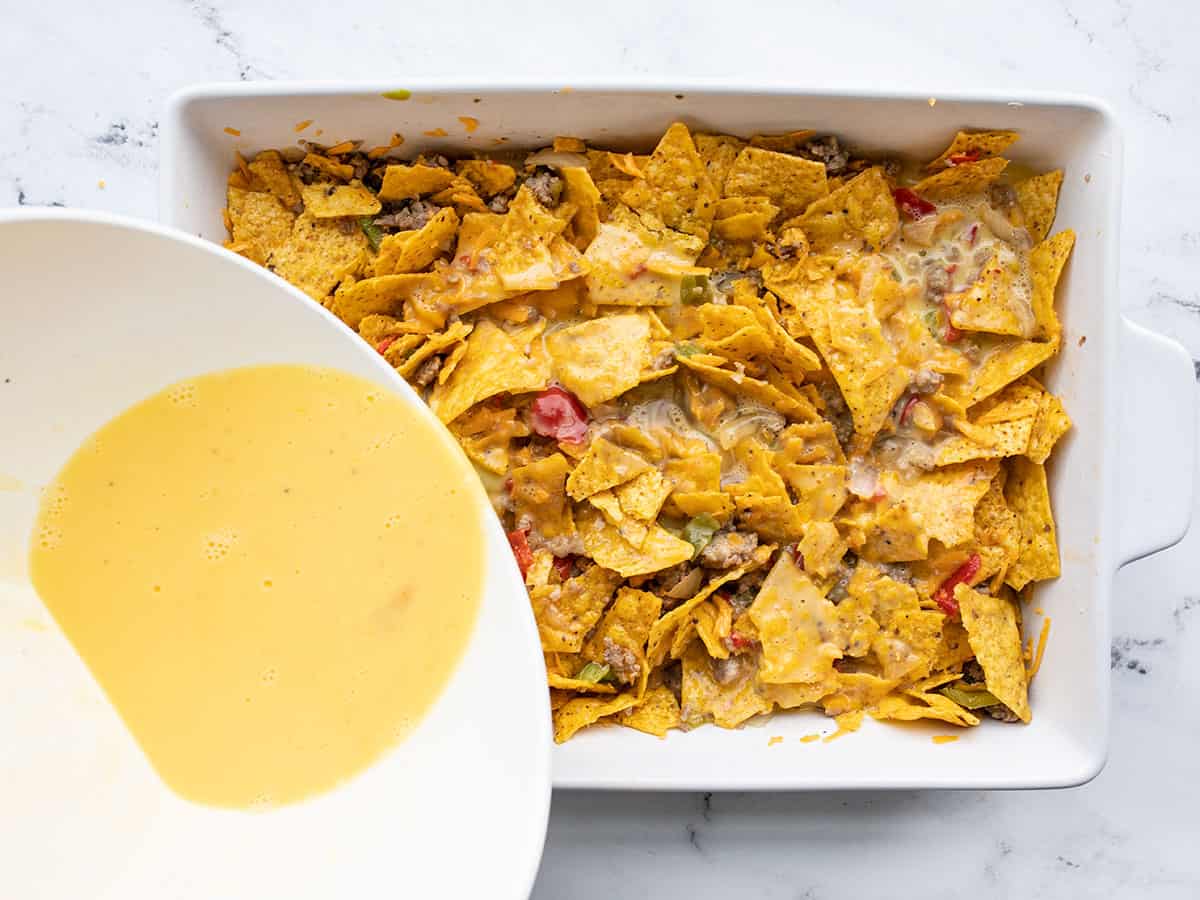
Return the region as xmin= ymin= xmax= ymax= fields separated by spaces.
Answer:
xmin=724 ymin=146 xmax=828 ymax=219
xmin=268 ymin=211 xmax=368 ymax=302
xmin=620 ymin=122 xmax=718 ymax=240
xmin=790 ymin=167 xmax=898 ymax=252
xmin=913 ymin=157 xmax=1008 ymax=201
xmin=427 ymin=318 xmax=551 ymax=423
xmin=955 ymin=584 xmax=1031 ymax=723
xmin=1015 ymin=170 xmax=1064 ymax=243
xmin=301 ymin=183 xmax=382 ymax=218
xmin=926 ymin=130 xmax=1019 ymax=171
xmin=546 ymin=314 xmax=652 ymax=406
xmin=1029 ymin=229 xmax=1075 ymax=341
xmin=1004 ymin=456 xmax=1060 ymax=590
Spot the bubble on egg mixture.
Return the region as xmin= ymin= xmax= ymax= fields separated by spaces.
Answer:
xmin=203 ymin=528 xmax=239 ymax=561
xmin=166 ymin=382 xmax=198 ymax=407
xmin=36 ymin=524 xmax=63 ymax=551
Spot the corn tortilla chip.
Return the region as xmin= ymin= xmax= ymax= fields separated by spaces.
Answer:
xmin=621 ymin=122 xmax=718 ymax=240
xmin=301 ymin=182 xmax=381 ymax=219
xmin=926 ymin=130 xmax=1019 ymax=171
xmin=546 ymin=314 xmax=652 ymax=406
xmin=268 ymin=211 xmax=368 ymax=302
xmin=371 ymin=207 xmax=459 ymax=276
xmin=566 ymin=437 xmax=653 ymax=500
xmin=955 ymin=584 xmax=1031 ymax=722
xmin=913 ymin=157 xmax=1008 ymax=201
xmin=1029 ymin=230 xmax=1075 ymax=341
xmin=1016 ymin=170 xmax=1064 ymax=244
xmin=790 ymin=168 xmax=898 ymax=252
xmin=1004 ymin=456 xmax=1059 ymax=590
xmin=378 ymin=163 xmax=456 ymax=201
xmin=724 ymin=146 xmax=828 ymax=219
xmin=427 ymin=319 xmax=551 ymax=423
xmin=531 ymin=563 xmax=622 ymax=654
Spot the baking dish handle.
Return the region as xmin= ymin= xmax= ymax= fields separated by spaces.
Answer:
xmin=1117 ymin=318 xmax=1196 ymax=566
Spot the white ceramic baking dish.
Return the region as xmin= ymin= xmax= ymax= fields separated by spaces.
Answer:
xmin=162 ymin=83 xmax=1195 ymax=790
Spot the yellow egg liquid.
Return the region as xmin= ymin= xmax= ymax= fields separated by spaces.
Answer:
xmin=29 ymin=365 xmax=484 ymax=809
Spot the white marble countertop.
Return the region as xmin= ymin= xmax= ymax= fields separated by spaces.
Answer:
xmin=5 ymin=1 xmax=1199 ymax=896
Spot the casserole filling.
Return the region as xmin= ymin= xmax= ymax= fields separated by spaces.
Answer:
xmin=222 ymin=123 xmax=1070 ymax=741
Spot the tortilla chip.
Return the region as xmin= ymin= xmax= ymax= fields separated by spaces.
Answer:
xmin=456 ymin=159 xmax=517 ymax=196
xmin=934 ymin=380 xmax=1042 ymax=465
xmin=371 ymin=207 xmax=459 ymax=276
xmin=848 ymin=565 xmax=944 ymax=680
xmin=301 ymin=183 xmax=381 ymax=219
xmin=913 ymin=157 xmax=1008 ymax=200
xmin=675 ymin=355 xmax=808 ymax=419
xmin=729 ymin=285 xmax=823 ymax=376
xmin=583 ymin=205 xmax=704 ymax=306
xmin=577 ymin=505 xmax=694 ymax=577
xmin=581 ymin=587 xmax=662 ymax=687
xmin=926 ymin=130 xmax=1019 ymax=171
xmin=546 ymin=314 xmax=652 ymax=406
xmin=749 ymin=553 xmax=846 ymax=685
xmin=449 ymin=402 xmax=530 ymax=474
xmin=776 ymin=421 xmax=845 ymax=465
xmin=614 ymin=468 xmax=672 ymax=522
xmin=392 ymin=319 xmax=473 ymax=380
xmin=693 ymin=595 xmax=735 ymax=660
xmin=646 ymin=548 xmax=772 ymax=668
xmin=887 ymin=459 xmax=998 ymax=549
xmin=620 ymin=122 xmax=718 ymax=239
xmin=694 ymin=133 xmax=746 ymax=189
xmin=1029 ymin=230 xmax=1075 ymax=341
xmin=1004 ymin=456 xmax=1059 ymax=590
xmin=712 ymin=196 xmax=780 ymax=241
xmin=616 ymin=683 xmax=680 ymax=737
xmin=970 ymin=470 xmax=1021 ymax=585
xmin=776 ymin=464 xmax=848 ymax=521
xmin=946 ymin=249 xmax=1036 ymax=338
xmin=268 ymin=211 xmax=369 ymax=302
xmin=673 ymin=491 xmax=734 ymax=522
xmin=871 ymin=691 xmax=980 ymax=727
xmin=511 ymin=452 xmax=577 ymax=545
xmin=531 ymin=563 xmax=622 ymax=654
xmin=1016 ymin=170 xmax=1064 ymax=243
xmin=789 ymin=168 xmax=898 ymax=252
xmin=820 ymin=673 xmax=899 ymax=717
xmin=302 ymin=153 xmax=354 ymax=182
xmin=948 ymin=339 xmax=1059 ymax=407
xmin=724 ymin=146 xmax=828 ymax=219
xmin=427 ymin=319 xmax=551 ymax=423
xmin=561 ymin=166 xmax=602 ymax=248
xmin=329 ymin=273 xmax=440 ymax=330
xmin=547 ymin=672 xmax=617 ymax=694
xmin=796 ymin=521 xmax=847 ymax=578
xmin=247 ymin=150 xmax=302 ymax=210
xmin=663 ymin=452 xmax=722 ymax=495
xmin=1025 ymin=389 xmax=1071 ymax=464
xmin=955 ymin=584 xmax=1031 ymax=722
xmin=566 ymin=437 xmax=652 ymax=500
xmin=226 ymin=187 xmax=295 ymax=265
xmin=491 ymin=186 xmax=581 ymax=292
xmin=378 ymin=163 xmax=456 ymax=201
xmin=553 ymin=691 xmax=640 ymax=742
xmin=680 ymin=643 xmax=771 ymax=729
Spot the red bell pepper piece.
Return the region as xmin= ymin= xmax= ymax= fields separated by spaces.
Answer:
xmin=943 ymin=299 xmax=962 ymax=342
xmin=947 ymin=151 xmax=981 ymax=165
xmin=552 ymin=555 xmax=574 ymax=581
xmin=530 ymin=386 xmax=589 ymax=444
xmin=932 ymin=553 xmax=982 ymax=617
xmin=892 ymin=188 xmax=937 ymax=220
xmin=898 ymin=394 xmax=921 ymax=424
xmin=507 ymin=528 xmax=534 ymax=579
xmin=376 ymin=335 xmax=398 ymax=355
